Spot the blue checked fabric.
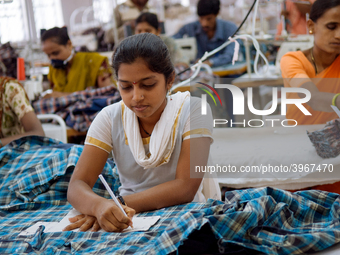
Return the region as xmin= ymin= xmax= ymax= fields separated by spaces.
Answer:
xmin=1 ymin=136 xmax=340 ymax=254
xmin=0 ymin=136 xmax=119 ymax=209
xmin=32 ymin=85 xmax=121 ymax=132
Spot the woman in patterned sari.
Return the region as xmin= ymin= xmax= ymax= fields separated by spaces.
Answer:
xmin=0 ymin=77 xmax=44 ymax=148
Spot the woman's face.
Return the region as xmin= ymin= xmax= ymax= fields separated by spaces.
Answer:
xmin=42 ymin=39 xmax=73 ymax=61
xmin=117 ymin=58 xmax=172 ymax=121
xmin=309 ymin=6 xmax=340 ymax=54
xmin=135 ymin=22 xmax=159 ymax=35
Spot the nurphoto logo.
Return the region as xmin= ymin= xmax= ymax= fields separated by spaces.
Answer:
xmin=199 ymin=83 xmax=312 ymax=127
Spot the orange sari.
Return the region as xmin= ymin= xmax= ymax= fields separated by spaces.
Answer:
xmin=281 ymin=51 xmax=340 ymax=193
xmin=281 ymin=51 xmax=340 ymax=125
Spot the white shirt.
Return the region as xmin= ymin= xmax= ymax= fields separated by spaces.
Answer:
xmin=85 ymin=96 xmax=213 ymax=201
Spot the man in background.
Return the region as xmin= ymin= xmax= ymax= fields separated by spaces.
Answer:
xmin=105 ymin=0 xmax=151 ymax=44
xmin=172 ymin=0 xmax=238 ymax=67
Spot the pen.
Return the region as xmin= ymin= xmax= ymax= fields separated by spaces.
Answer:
xmin=98 ymin=174 xmax=128 ymax=217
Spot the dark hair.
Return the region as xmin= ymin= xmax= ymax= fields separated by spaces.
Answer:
xmin=41 ymin=27 xmax=70 ymax=45
xmin=113 ymin=33 xmax=174 ymax=83
xmin=197 ymin=0 xmax=220 ymax=16
xmin=310 ymin=0 xmax=340 ymax=22
xmin=136 ymin=12 xmax=159 ymax=30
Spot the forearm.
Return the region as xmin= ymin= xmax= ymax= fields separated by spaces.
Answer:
xmin=172 ymin=32 xmax=183 ymax=39
xmin=209 ymin=46 xmax=234 ymax=67
xmin=123 ymin=178 xmax=201 ymax=213
xmin=301 ymin=81 xmax=340 ymax=112
xmin=52 ymin=91 xmax=72 ymax=97
xmin=172 ymin=26 xmax=188 ymax=39
xmin=67 ymin=179 xmax=108 ymax=216
xmin=307 ymin=91 xmax=340 ymax=112
xmin=43 ymin=91 xmax=71 ymax=98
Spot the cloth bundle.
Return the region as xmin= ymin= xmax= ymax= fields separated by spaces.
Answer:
xmin=33 ymin=85 xmax=121 ymax=132
xmin=307 ymin=118 xmax=340 ymax=158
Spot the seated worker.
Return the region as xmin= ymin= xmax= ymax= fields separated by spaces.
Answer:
xmin=172 ymin=0 xmax=238 ymax=67
xmin=105 ymin=0 xmax=150 ymax=43
xmin=280 ymin=0 xmax=340 ymax=125
xmin=0 ymin=77 xmax=44 ymax=148
xmin=41 ymin=27 xmax=116 ymax=98
xmin=276 ymin=0 xmax=316 ymax=37
xmin=134 ymin=12 xmax=188 ymax=68
xmin=65 ymin=33 xmax=220 ymax=232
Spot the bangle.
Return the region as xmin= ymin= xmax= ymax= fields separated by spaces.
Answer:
xmin=117 ymin=195 xmax=126 ymax=206
xmin=332 ymin=93 xmax=340 ymax=106
xmin=0 ymin=139 xmax=3 ymax=148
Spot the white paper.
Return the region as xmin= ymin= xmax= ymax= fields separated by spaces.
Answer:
xmin=19 ymin=209 xmax=160 ymax=236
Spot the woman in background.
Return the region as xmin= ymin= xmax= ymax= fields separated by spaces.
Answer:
xmin=0 ymin=77 xmax=44 ymax=148
xmin=276 ymin=0 xmax=316 ymax=37
xmin=135 ymin=12 xmax=188 ymax=68
xmin=280 ymin=0 xmax=340 ymax=125
xmin=41 ymin=27 xmax=116 ymax=98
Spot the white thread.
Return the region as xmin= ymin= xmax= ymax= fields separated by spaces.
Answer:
xmin=228 ymin=37 xmax=240 ymax=65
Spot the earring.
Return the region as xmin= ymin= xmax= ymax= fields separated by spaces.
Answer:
xmin=141 ymin=95 xmax=144 ymax=99
xmin=309 ymin=30 xmax=313 ymax=34
xmin=168 ymin=90 xmax=172 ymax=101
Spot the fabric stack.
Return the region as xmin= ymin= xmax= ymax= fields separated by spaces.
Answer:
xmin=308 ymin=119 xmax=340 ymax=158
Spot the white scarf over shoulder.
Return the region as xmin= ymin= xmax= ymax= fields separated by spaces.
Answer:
xmin=122 ymin=91 xmax=190 ymax=169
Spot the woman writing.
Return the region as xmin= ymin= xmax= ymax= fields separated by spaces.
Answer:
xmin=280 ymin=0 xmax=340 ymax=125
xmin=0 ymin=77 xmax=44 ymax=148
xmin=41 ymin=27 xmax=116 ymax=98
xmin=65 ymin=33 xmax=218 ymax=232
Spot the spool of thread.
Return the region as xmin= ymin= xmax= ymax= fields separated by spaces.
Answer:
xmin=17 ymin=57 xmax=26 ymax=81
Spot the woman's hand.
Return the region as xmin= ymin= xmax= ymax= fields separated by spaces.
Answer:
xmin=63 ymin=200 xmax=135 ymax=232
xmin=94 ymin=200 xmax=135 ymax=232
xmin=63 ymin=214 xmax=101 ymax=232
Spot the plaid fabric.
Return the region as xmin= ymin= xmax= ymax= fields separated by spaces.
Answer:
xmin=0 ymin=136 xmax=119 ymax=210
xmin=32 ymin=85 xmax=121 ymax=132
xmin=1 ymin=137 xmax=340 ymax=254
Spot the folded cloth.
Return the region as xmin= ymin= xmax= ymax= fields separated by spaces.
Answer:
xmin=307 ymin=119 xmax=340 ymax=158
xmin=122 ymin=91 xmax=190 ymax=169
xmin=32 ymin=85 xmax=121 ymax=132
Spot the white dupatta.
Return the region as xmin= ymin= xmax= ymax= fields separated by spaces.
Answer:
xmin=122 ymin=91 xmax=190 ymax=169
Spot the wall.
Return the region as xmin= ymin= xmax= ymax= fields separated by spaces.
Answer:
xmin=60 ymin=0 xmax=93 ymax=30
